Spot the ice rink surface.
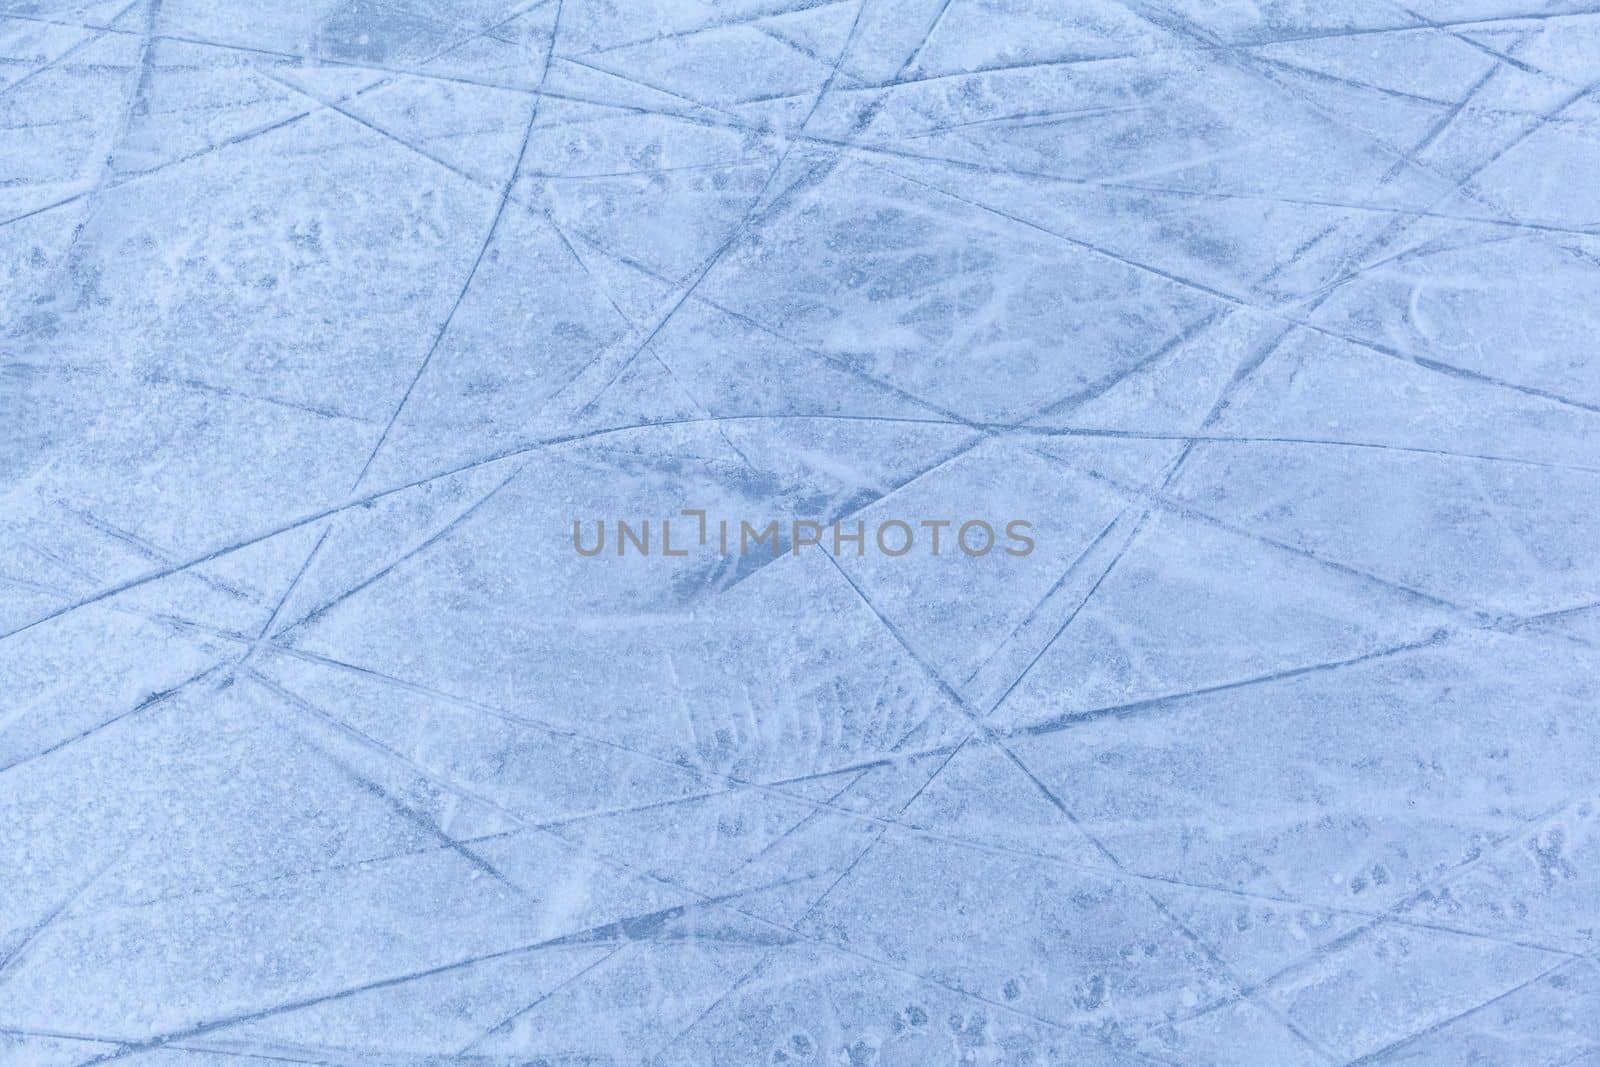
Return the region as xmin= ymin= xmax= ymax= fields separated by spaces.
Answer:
xmin=3 ymin=0 xmax=1600 ymax=1063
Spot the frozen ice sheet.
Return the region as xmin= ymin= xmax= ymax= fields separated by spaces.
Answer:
xmin=3 ymin=1 xmax=1599 ymax=1064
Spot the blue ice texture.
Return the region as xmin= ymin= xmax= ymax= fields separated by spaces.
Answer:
xmin=2 ymin=1 xmax=1599 ymax=1064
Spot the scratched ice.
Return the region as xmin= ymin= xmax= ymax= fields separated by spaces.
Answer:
xmin=3 ymin=0 xmax=1599 ymax=1064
